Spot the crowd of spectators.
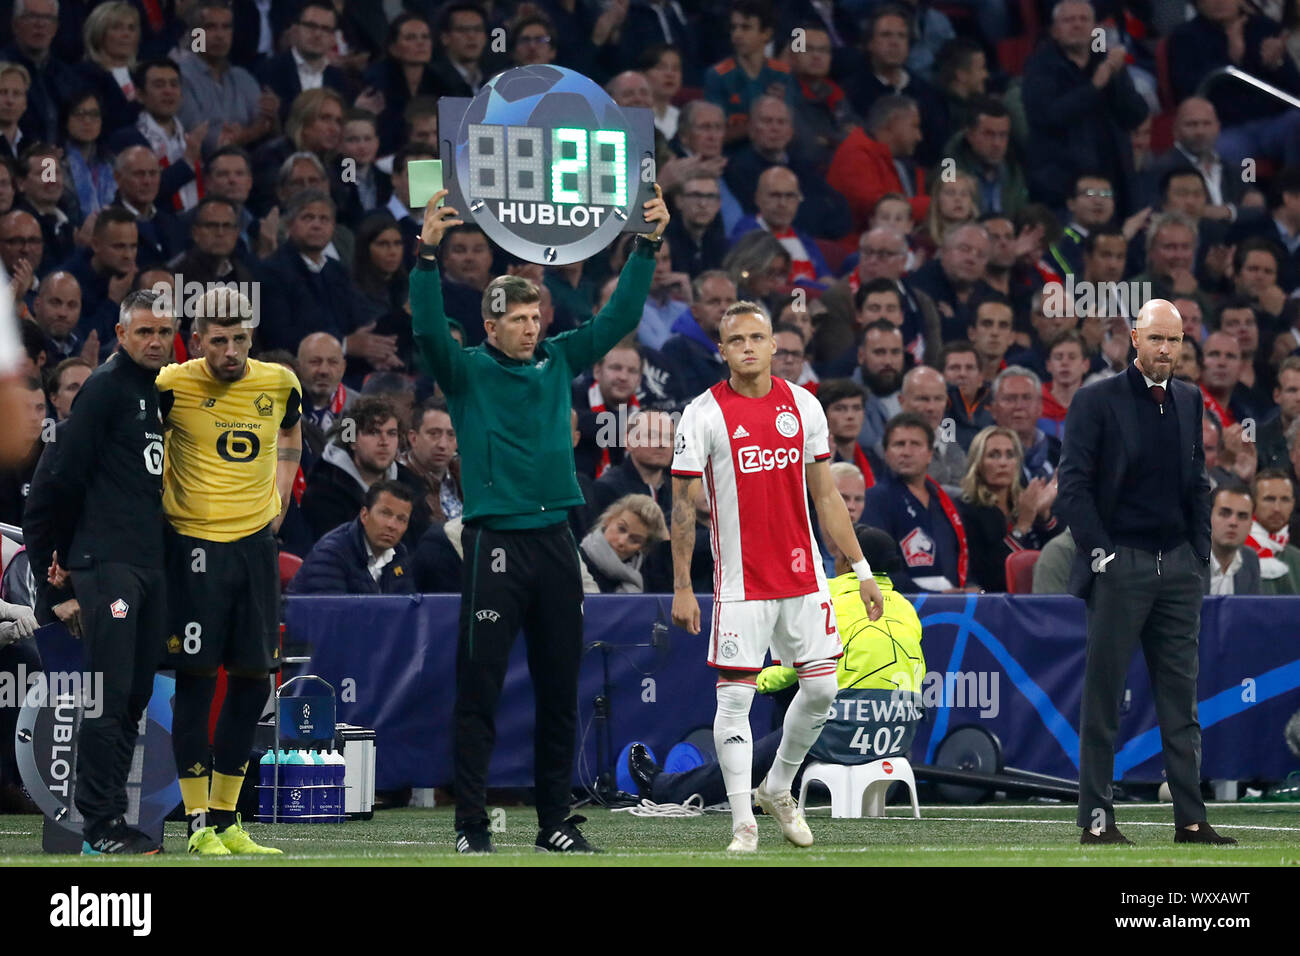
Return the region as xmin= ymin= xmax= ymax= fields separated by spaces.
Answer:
xmin=2 ymin=0 xmax=1300 ymax=600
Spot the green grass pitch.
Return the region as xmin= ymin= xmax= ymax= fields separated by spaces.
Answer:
xmin=1 ymin=803 xmax=1297 ymax=865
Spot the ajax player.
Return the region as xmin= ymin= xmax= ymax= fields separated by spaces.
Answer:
xmin=670 ymin=301 xmax=884 ymax=852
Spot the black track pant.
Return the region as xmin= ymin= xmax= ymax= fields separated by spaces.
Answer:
xmin=453 ymin=521 xmax=583 ymax=832
xmin=70 ymin=562 xmax=167 ymax=835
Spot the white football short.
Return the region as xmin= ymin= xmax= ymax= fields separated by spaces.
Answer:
xmin=707 ymin=590 xmax=844 ymax=672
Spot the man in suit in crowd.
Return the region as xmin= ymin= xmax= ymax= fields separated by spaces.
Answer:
xmin=1057 ymin=298 xmax=1235 ymax=846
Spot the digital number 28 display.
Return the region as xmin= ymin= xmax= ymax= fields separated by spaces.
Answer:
xmin=466 ymin=125 xmax=628 ymax=206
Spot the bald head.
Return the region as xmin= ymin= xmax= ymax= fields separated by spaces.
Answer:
xmin=297 ymin=331 xmax=345 ymax=405
xmin=755 ymin=166 xmax=801 ymax=231
xmin=858 ymin=227 xmax=908 ymax=280
xmin=900 ymin=365 xmax=948 ymax=429
xmin=114 ymin=145 xmax=162 ymax=207
xmin=1131 ymin=299 xmax=1184 ymax=383
xmin=1135 ymin=298 xmax=1181 ymax=330
xmin=606 ymin=71 xmax=652 ymax=108
xmin=33 ymin=270 xmax=82 ymax=339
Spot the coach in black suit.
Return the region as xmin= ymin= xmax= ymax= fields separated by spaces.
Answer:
xmin=1056 ymin=299 xmax=1235 ymax=847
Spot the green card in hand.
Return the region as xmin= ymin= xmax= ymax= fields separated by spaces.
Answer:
xmin=408 ymin=159 xmax=444 ymax=209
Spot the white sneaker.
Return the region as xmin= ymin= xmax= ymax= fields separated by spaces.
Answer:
xmin=727 ymin=822 xmax=758 ymax=852
xmin=754 ymin=777 xmax=814 ymax=847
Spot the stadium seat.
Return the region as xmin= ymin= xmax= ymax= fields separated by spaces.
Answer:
xmin=798 ymin=757 xmax=921 ymax=818
xmin=278 ymin=552 xmax=303 ymax=592
xmin=673 ymin=86 xmax=702 ymax=106
xmin=1150 ymin=110 xmax=1175 ymax=153
xmin=1004 ymin=549 xmax=1041 ymax=594
xmin=996 ymin=36 xmax=1036 ymax=77
xmin=1155 ymin=36 xmax=1174 ymax=112
xmin=815 ymin=237 xmax=852 ymax=277
xmin=1018 ymin=0 xmax=1042 ymax=38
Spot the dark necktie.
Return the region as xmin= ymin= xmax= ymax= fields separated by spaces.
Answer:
xmin=1150 ymin=384 xmax=1165 ymax=414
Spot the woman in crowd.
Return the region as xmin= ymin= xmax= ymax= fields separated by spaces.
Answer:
xmin=579 ymin=494 xmax=668 ymax=594
xmin=957 ymin=426 xmax=1060 ymax=592
xmin=77 ymin=1 xmax=142 ymax=135
xmin=62 ymin=91 xmax=116 ymax=217
xmin=723 ymin=230 xmax=792 ymax=316
xmin=361 ymin=12 xmax=442 ymax=154
xmin=641 ymin=43 xmax=683 ymax=141
xmin=336 ymin=109 xmax=390 ymax=229
xmin=915 ymin=172 xmax=979 ymax=261
xmin=353 ymin=212 xmax=412 ymax=371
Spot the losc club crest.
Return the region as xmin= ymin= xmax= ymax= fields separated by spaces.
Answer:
xmin=254 ymin=393 xmax=273 ymax=416
xmin=774 ymin=409 xmax=799 ymax=438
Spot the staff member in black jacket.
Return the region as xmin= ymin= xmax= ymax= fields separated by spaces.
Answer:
xmin=23 ymin=288 xmax=173 ymax=855
xmin=1057 ymin=298 xmax=1235 ymax=846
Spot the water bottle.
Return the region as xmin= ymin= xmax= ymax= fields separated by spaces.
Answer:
xmin=258 ymin=750 xmax=277 ymax=823
xmin=328 ymin=749 xmax=347 ymax=822
xmin=309 ymin=750 xmax=327 ymax=823
xmin=316 ymin=749 xmax=336 ymax=822
xmin=282 ymin=750 xmax=309 ymax=822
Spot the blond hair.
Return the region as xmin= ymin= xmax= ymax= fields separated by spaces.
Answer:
xmin=0 ymin=61 xmax=31 ymax=90
xmin=84 ymin=2 xmax=140 ymax=69
xmin=960 ymin=425 xmax=1025 ymax=511
xmin=595 ymin=494 xmax=668 ymax=547
xmin=287 ymin=88 xmax=345 ymax=152
xmin=925 ymin=171 xmax=980 ymax=247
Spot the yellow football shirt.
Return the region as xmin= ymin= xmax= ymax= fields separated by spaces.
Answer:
xmin=157 ymin=357 xmax=302 ymax=541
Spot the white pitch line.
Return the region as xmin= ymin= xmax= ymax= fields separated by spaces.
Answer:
xmin=865 ymin=815 xmax=1300 ymax=832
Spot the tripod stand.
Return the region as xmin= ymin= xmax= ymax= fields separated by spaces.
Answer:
xmin=583 ymin=615 xmax=670 ymax=806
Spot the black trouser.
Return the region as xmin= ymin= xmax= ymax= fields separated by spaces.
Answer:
xmin=1078 ymin=542 xmax=1208 ymax=829
xmin=453 ymin=521 xmax=584 ymax=832
xmin=70 ymin=562 xmax=167 ymax=835
xmin=653 ymin=731 xmax=785 ymax=806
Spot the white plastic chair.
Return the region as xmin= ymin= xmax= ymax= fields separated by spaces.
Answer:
xmin=798 ymin=757 xmax=921 ymax=819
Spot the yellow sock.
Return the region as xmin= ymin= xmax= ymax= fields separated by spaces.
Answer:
xmin=210 ymin=771 xmax=244 ymax=812
xmin=179 ymin=776 xmax=210 ymax=816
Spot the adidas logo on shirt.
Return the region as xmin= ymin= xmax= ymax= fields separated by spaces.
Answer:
xmin=731 ymin=424 xmax=750 ymax=439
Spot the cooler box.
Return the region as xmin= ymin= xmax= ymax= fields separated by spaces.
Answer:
xmin=336 ymin=724 xmax=375 ymax=820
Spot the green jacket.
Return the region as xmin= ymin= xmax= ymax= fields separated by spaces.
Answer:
xmin=410 ymin=242 xmax=656 ymax=529
xmin=937 ymin=128 xmax=1029 ymax=222
xmin=1257 ymin=543 xmax=1300 ymax=596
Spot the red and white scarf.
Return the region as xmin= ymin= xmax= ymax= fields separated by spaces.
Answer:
xmin=294 ymin=384 xmax=350 ymax=503
xmin=850 ymin=443 xmax=876 ymax=489
xmin=770 ymin=225 xmax=818 ymax=284
xmin=929 ymin=477 xmax=968 ymax=588
xmin=587 ymin=382 xmax=638 ymax=478
xmin=1200 ymin=384 xmax=1235 ymax=428
xmin=1246 ymin=519 xmax=1290 ymax=579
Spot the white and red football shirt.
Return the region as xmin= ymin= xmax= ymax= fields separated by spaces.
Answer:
xmin=672 ymin=376 xmax=831 ymax=602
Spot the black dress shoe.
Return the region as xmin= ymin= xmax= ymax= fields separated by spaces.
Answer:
xmin=627 ymin=742 xmax=661 ymax=799
xmin=1081 ymin=825 xmax=1134 ymax=845
xmin=1175 ymin=822 xmax=1237 ymax=845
